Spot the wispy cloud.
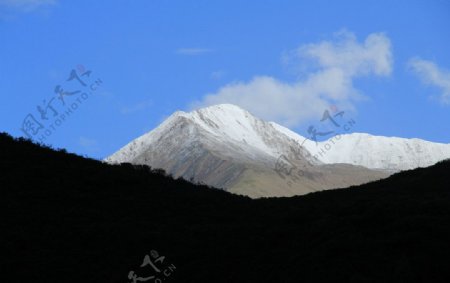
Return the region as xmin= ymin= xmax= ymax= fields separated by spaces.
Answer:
xmin=176 ymin=48 xmax=213 ymax=55
xmin=79 ymin=136 xmax=99 ymax=152
xmin=408 ymin=57 xmax=450 ymax=104
xmin=0 ymin=0 xmax=56 ymax=12
xmin=120 ymin=100 xmax=153 ymax=115
xmin=191 ymin=30 xmax=393 ymax=127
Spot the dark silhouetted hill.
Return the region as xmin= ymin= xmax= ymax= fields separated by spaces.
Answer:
xmin=1 ymin=132 xmax=450 ymax=283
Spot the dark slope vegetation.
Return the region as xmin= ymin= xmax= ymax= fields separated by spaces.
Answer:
xmin=1 ymin=132 xmax=450 ymax=283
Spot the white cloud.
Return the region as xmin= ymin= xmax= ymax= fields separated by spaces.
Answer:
xmin=0 ymin=0 xmax=56 ymax=12
xmin=408 ymin=57 xmax=450 ymax=104
xmin=191 ymin=31 xmax=393 ymax=127
xmin=298 ymin=31 xmax=392 ymax=77
xmin=176 ymin=48 xmax=213 ymax=55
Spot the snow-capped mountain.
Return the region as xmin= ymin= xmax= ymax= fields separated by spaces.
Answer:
xmin=270 ymin=123 xmax=450 ymax=171
xmin=105 ymin=104 xmax=388 ymax=197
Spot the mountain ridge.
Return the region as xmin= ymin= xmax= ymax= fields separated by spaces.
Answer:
xmin=108 ymin=104 xmax=450 ymax=173
xmin=106 ymin=104 xmax=391 ymax=197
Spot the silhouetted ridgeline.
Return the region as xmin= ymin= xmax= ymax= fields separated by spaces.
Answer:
xmin=1 ymin=132 xmax=450 ymax=283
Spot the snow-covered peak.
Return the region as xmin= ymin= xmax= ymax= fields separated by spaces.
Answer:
xmin=106 ymin=103 xmax=300 ymax=164
xmin=106 ymin=103 xmax=450 ymax=172
xmin=264 ymin=122 xmax=450 ymax=171
xmin=186 ymin=104 xmax=269 ymax=147
xmin=189 ymin=104 xmax=254 ymax=134
xmin=194 ymin=103 xmax=248 ymax=114
xmin=299 ymin=132 xmax=450 ymax=171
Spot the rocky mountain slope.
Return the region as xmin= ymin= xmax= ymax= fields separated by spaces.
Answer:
xmin=106 ymin=104 xmax=388 ymax=197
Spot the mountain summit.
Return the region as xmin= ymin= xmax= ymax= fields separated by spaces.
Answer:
xmin=108 ymin=103 xmax=450 ymax=197
xmin=106 ymin=104 xmax=391 ymax=197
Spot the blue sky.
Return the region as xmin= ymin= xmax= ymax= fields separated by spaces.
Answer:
xmin=1 ymin=0 xmax=450 ymax=159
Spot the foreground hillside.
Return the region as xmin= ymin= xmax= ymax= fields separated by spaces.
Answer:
xmin=1 ymin=132 xmax=450 ymax=282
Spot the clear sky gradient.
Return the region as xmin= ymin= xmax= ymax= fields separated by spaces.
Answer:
xmin=1 ymin=0 xmax=449 ymax=159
